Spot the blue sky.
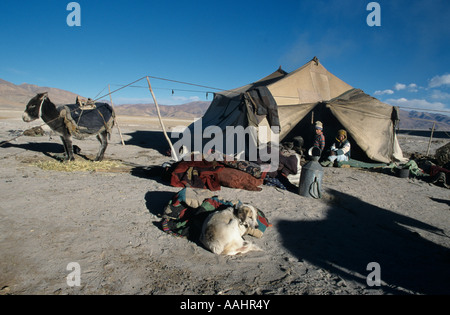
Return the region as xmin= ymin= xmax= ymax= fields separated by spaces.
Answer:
xmin=1 ymin=0 xmax=449 ymax=113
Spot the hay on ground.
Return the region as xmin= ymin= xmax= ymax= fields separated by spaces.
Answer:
xmin=33 ymin=159 xmax=127 ymax=173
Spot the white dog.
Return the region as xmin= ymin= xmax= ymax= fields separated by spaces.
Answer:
xmin=200 ymin=204 xmax=262 ymax=256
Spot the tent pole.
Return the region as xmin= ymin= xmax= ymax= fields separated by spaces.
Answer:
xmin=426 ymin=122 xmax=436 ymax=156
xmin=146 ymin=76 xmax=178 ymax=161
xmin=108 ymin=84 xmax=125 ymax=146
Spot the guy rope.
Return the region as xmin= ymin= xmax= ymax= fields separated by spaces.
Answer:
xmin=1 ymin=75 xmax=225 ymax=152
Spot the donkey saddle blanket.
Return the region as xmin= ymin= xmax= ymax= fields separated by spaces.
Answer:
xmin=61 ymin=102 xmax=115 ymax=139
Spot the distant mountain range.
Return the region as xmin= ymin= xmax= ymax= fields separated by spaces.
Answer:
xmin=0 ymin=78 xmax=81 ymax=108
xmin=398 ymin=110 xmax=450 ymax=131
xmin=113 ymin=101 xmax=211 ymax=119
xmin=1 ymin=78 xmax=449 ymax=130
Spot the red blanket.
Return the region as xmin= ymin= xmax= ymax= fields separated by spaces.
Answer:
xmin=169 ymin=160 xmax=264 ymax=191
xmin=170 ymin=160 xmax=224 ymax=191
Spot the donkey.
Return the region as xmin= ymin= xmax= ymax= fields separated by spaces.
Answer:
xmin=22 ymin=92 xmax=115 ymax=161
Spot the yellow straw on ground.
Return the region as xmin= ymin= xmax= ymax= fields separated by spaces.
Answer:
xmin=33 ymin=160 xmax=125 ymax=172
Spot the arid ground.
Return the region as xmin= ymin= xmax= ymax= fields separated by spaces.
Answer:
xmin=1 ymin=108 xmax=449 ymax=295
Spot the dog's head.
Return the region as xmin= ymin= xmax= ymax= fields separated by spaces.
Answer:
xmin=235 ymin=204 xmax=259 ymax=229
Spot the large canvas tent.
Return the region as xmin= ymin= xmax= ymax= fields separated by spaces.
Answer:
xmin=186 ymin=57 xmax=404 ymax=163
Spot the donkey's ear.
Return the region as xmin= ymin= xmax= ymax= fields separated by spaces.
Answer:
xmin=38 ymin=92 xmax=48 ymax=99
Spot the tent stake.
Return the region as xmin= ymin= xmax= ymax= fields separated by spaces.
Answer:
xmin=146 ymin=76 xmax=178 ymax=161
xmin=108 ymin=84 xmax=125 ymax=146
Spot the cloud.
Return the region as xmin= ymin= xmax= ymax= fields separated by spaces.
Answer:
xmin=394 ymin=83 xmax=418 ymax=92
xmin=429 ymin=74 xmax=450 ymax=88
xmin=385 ymin=97 xmax=447 ymax=111
xmin=375 ymin=83 xmax=419 ymax=96
xmin=394 ymin=83 xmax=406 ymax=91
xmin=431 ymin=90 xmax=450 ymax=100
xmin=374 ymin=89 xmax=394 ymax=96
xmin=407 ymin=83 xmax=418 ymax=92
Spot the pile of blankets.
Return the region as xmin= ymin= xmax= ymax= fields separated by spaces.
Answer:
xmin=168 ymin=159 xmax=265 ymax=191
xmin=164 ymin=147 xmax=300 ymax=192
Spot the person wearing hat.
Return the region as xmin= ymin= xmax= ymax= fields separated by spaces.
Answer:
xmin=321 ymin=129 xmax=351 ymax=167
xmin=313 ymin=121 xmax=325 ymax=152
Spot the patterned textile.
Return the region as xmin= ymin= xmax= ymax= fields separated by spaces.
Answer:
xmin=161 ymin=188 xmax=271 ymax=240
xmin=263 ymin=176 xmax=287 ymax=190
xmin=220 ymin=160 xmax=263 ymax=179
xmin=162 ymin=188 xmax=238 ymax=240
xmin=314 ymin=132 xmax=325 ymax=152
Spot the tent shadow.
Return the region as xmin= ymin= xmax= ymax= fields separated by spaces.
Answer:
xmin=429 ymin=197 xmax=450 ymax=206
xmin=278 ymin=189 xmax=450 ymax=294
xmin=124 ymin=130 xmax=173 ymax=156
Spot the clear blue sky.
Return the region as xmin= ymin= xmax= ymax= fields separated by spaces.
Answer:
xmin=1 ymin=0 xmax=449 ymax=113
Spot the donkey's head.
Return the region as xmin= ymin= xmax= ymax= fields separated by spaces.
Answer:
xmin=22 ymin=92 xmax=48 ymax=122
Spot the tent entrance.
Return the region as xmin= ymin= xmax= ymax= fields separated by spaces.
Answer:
xmin=283 ymin=102 xmax=372 ymax=162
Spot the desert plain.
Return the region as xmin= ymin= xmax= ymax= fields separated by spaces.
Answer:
xmin=0 ymin=107 xmax=449 ymax=296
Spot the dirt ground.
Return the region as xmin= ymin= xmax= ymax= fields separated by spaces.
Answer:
xmin=1 ymin=108 xmax=449 ymax=296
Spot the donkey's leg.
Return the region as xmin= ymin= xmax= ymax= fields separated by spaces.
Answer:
xmin=60 ymin=132 xmax=74 ymax=161
xmin=94 ymin=131 xmax=108 ymax=161
xmin=59 ymin=136 xmax=68 ymax=159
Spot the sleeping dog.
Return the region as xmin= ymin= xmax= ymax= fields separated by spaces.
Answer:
xmin=200 ymin=204 xmax=262 ymax=255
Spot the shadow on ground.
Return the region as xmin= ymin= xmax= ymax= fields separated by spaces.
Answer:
xmin=278 ymin=189 xmax=450 ymax=294
xmin=1 ymin=141 xmax=64 ymax=155
xmin=145 ymin=190 xmax=175 ymax=218
xmin=124 ymin=130 xmax=174 ymax=156
xmin=1 ymin=141 xmax=98 ymax=161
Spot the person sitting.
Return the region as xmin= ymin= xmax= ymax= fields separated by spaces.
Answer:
xmin=321 ymin=129 xmax=351 ymax=167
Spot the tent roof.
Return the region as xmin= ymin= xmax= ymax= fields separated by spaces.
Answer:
xmin=268 ymin=58 xmax=353 ymax=106
xmin=209 ymin=58 xmax=356 ymax=139
xmin=215 ymin=66 xmax=288 ymax=99
xmin=188 ymin=57 xmax=404 ymax=163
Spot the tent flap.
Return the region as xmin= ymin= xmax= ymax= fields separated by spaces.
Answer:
xmin=326 ymin=89 xmax=400 ymax=163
